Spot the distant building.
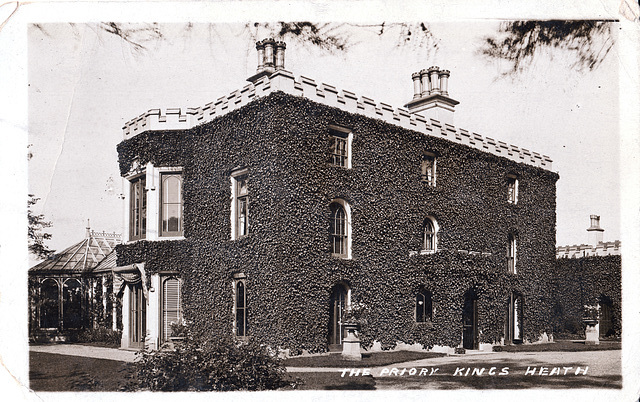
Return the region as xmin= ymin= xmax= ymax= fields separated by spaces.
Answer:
xmin=552 ymin=215 xmax=621 ymax=339
xmin=114 ymin=38 xmax=559 ymax=353
xmin=556 ymin=215 xmax=621 ymax=258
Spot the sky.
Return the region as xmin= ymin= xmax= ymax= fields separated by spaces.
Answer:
xmin=26 ymin=21 xmax=621 ymax=260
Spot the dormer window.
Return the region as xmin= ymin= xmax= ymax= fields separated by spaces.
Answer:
xmin=329 ymin=126 xmax=352 ymax=168
xmin=507 ymin=174 xmax=518 ymax=204
xmin=421 ymin=152 xmax=437 ymax=186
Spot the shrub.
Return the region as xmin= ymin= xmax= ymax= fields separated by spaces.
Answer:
xmin=76 ymin=328 xmax=122 ymax=346
xmin=134 ymin=327 xmax=297 ymax=391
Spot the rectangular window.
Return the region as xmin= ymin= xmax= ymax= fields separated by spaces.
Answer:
xmin=507 ymin=175 xmax=518 ymax=204
xmin=129 ymin=175 xmax=147 ymax=241
xmin=231 ymin=170 xmax=249 ymax=239
xmin=160 ymin=173 xmax=183 ymax=237
xmin=421 ymin=153 xmax=436 ymax=186
xmin=416 ymin=289 xmax=433 ymax=322
xmin=329 ymin=126 xmax=352 ymax=168
xmin=161 ymin=277 xmax=181 ymax=343
xmin=508 ymin=235 xmax=517 ymax=274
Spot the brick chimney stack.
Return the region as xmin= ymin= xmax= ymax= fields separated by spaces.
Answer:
xmin=405 ymin=66 xmax=459 ymax=124
xmin=247 ymin=39 xmax=290 ymax=83
xmin=587 ymin=214 xmax=604 ymax=245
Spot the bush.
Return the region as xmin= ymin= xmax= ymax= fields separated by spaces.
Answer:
xmin=76 ymin=328 xmax=122 ymax=346
xmin=134 ymin=327 xmax=297 ymax=391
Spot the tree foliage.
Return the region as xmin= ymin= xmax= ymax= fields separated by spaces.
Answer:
xmin=28 ymin=194 xmax=54 ymax=259
xmin=481 ymin=20 xmax=615 ymax=76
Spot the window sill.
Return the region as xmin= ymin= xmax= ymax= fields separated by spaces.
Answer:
xmin=331 ymin=253 xmax=352 ymax=260
xmin=126 ymin=236 xmax=185 ymax=244
xmin=409 ymin=250 xmax=437 ymax=257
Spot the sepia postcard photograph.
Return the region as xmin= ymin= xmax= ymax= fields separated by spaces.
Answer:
xmin=1 ymin=1 xmax=639 ymax=401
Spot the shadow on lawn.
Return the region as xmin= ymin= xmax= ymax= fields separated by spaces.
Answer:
xmin=375 ymin=360 xmax=622 ymax=390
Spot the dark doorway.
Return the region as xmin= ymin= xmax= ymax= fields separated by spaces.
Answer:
xmin=505 ymin=293 xmax=524 ymax=344
xmin=129 ymin=284 xmax=146 ymax=349
xmin=328 ymin=283 xmax=348 ymax=349
xmin=599 ymin=296 xmax=614 ymax=337
xmin=462 ymin=289 xmax=478 ymax=349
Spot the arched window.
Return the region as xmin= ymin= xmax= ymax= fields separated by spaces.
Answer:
xmin=234 ymin=278 xmax=247 ymax=339
xmin=40 ymin=279 xmax=59 ymax=329
xmin=330 ymin=200 xmax=351 ymax=258
xmin=161 ymin=174 xmax=183 ymax=236
xmin=63 ymin=279 xmax=82 ymax=329
xmin=508 ymin=234 xmax=517 ymax=274
xmin=422 ymin=217 xmax=438 ymax=253
xmin=416 ymin=288 xmax=433 ymax=322
xmin=161 ymin=277 xmax=182 ymax=342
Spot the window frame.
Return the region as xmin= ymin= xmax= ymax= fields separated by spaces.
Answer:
xmin=329 ymin=199 xmax=352 ymax=259
xmin=506 ymin=293 xmax=523 ymax=344
xmin=160 ymin=276 xmax=182 ymax=343
xmin=159 ymin=172 xmax=184 ymax=237
xmin=507 ymin=174 xmax=519 ymax=204
xmin=421 ymin=152 xmax=437 ymax=187
xmin=328 ymin=125 xmax=353 ymax=169
xmin=507 ymin=233 xmax=517 ymax=274
xmin=421 ymin=217 xmax=439 ymax=254
xmin=230 ymin=169 xmax=249 ymax=240
xmin=129 ymin=174 xmax=147 ymax=241
xmin=233 ymin=274 xmax=248 ymax=340
xmin=415 ymin=288 xmax=433 ymax=323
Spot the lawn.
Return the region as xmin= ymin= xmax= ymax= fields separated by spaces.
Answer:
xmin=284 ymin=350 xmax=444 ymax=368
xmin=29 ymin=352 xmax=135 ymax=392
xmin=288 ymin=372 xmax=376 ymax=390
xmin=498 ymin=340 xmax=621 ymax=353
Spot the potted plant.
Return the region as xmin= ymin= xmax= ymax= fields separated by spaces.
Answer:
xmin=340 ymin=302 xmax=368 ymax=361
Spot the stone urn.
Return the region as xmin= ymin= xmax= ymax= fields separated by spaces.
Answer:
xmin=341 ymin=322 xmax=362 ymax=361
xmin=583 ymin=319 xmax=600 ymax=345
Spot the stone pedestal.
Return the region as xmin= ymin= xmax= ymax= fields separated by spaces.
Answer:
xmin=584 ymin=319 xmax=600 ymax=345
xmin=341 ymin=323 xmax=362 ymax=361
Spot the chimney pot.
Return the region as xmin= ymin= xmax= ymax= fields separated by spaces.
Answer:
xmin=264 ymin=38 xmax=276 ymax=67
xmin=275 ymin=41 xmax=286 ymax=70
xmin=255 ymin=40 xmax=265 ymax=72
xmin=587 ymin=214 xmax=604 ymax=245
xmin=411 ymin=72 xmax=422 ymax=99
xmin=428 ymin=66 xmax=441 ymax=95
xmin=419 ymin=69 xmax=430 ymax=97
xmin=439 ymin=70 xmax=450 ymax=96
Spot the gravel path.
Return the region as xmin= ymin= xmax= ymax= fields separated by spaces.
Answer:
xmin=30 ymin=344 xmax=138 ymax=362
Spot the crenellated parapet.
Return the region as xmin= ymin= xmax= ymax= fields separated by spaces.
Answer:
xmin=556 ymin=241 xmax=621 ymax=259
xmin=122 ymin=70 xmax=553 ymax=170
xmin=123 ymin=108 xmax=192 ymax=138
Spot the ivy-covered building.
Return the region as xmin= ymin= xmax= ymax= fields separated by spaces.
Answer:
xmin=553 ymin=215 xmax=621 ymax=339
xmin=115 ymin=39 xmax=558 ymax=353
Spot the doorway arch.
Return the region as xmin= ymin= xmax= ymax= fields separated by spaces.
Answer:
xmin=462 ymin=288 xmax=478 ymax=349
xmin=328 ymin=282 xmax=350 ymax=348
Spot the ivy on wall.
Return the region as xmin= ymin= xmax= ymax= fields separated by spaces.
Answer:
xmin=117 ymin=91 xmax=559 ymax=353
xmin=551 ymin=255 xmax=621 ymax=337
